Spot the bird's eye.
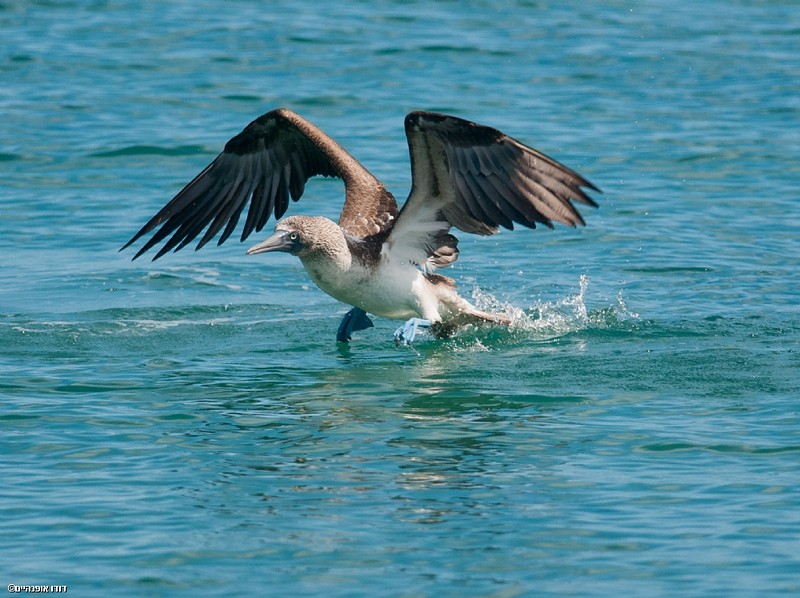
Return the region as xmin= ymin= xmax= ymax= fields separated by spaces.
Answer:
xmin=289 ymin=232 xmax=299 ymax=241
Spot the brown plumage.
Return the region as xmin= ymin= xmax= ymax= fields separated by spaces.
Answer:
xmin=123 ymin=108 xmax=600 ymax=343
xmin=123 ymin=108 xmax=397 ymax=260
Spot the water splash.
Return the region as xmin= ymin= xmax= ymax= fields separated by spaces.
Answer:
xmin=467 ymin=275 xmax=639 ymax=345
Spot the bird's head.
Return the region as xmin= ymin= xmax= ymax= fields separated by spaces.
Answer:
xmin=246 ymin=216 xmax=348 ymax=265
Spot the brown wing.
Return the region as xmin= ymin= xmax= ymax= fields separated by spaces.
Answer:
xmin=122 ymin=108 xmax=397 ymax=260
xmin=384 ymin=111 xmax=600 ymax=269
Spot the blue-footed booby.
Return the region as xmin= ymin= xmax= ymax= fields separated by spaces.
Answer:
xmin=123 ymin=109 xmax=599 ymax=344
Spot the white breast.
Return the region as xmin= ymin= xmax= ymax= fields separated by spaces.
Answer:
xmin=301 ymin=255 xmax=426 ymax=320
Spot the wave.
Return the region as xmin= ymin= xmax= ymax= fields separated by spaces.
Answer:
xmin=89 ymin=144 xmax=207 ymax=158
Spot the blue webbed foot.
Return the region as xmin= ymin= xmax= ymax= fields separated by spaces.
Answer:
xmin=393 ymin=318 xmax=431 ymax=346
xmin=336 ymin=307 xmax=374 ymax=342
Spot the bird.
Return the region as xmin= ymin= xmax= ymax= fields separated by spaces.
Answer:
xmin=122 ymin=108 xmax=599 ymax=344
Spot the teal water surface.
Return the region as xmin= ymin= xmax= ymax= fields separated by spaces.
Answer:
xmin=2 ymin=1 xmax=799 ymax=596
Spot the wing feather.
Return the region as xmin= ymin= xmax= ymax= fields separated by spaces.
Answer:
xmin=242 ymin=174 xmax=269 ymax=241
xmin=123 ymin=108 xmax=397 ymax=260
xmin=476 ymin=169 xmax=533 ymax=226
xmin=463 ymin=168 xmax=517 ymax=228
xmin=384 ymin=111 xmax=600 ymax=269
xmin=217 ymin=154 xmax=260 ymax=245
xmin=448 ymin=176 xmax=497 ymax=234
xmin=454 ymin=169 xmax=488 ymax=224
xmin=198 ymin=176 xmax=251 ymax=250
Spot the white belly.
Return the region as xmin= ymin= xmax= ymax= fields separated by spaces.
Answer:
xmin=302 ymin=259 xmax=425 ymax=320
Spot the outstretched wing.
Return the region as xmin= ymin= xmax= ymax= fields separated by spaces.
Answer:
xmin=122 ymin=108 xmax=397 ymax=260
xmin=385 ymin=111 xmax=599 ymax=270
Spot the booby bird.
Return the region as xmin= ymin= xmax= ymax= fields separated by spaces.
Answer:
xmin=123 ymin=108 xmax=599 ymax=344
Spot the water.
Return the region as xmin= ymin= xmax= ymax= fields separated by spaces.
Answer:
xmin=2 ymin=1 xmax=799 ymax=596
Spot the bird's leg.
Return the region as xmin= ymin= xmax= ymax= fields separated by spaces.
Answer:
xmin=393 ymin=318 xmax=431 ymax=346
xmin=336 ymin=307 xmax=374 ymax=342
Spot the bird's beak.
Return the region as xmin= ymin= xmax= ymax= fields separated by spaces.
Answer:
xmin=246 ymin=231 xmax=296 ymax=255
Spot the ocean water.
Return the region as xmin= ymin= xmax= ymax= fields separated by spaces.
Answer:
xmin=2 ymin=1 xmax=799 ymax=596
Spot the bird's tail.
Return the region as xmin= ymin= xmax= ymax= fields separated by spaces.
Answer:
xmin=424 ymin=272 xmax=511 ymax=337
xmin=462 ymin=306 xmax=512 ymax=326
xmin=431 ymin=305 xmax=511 ymax=339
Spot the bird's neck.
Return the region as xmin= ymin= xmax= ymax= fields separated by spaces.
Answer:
xmin=298 ymin=224 xmax=352 ymax=274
